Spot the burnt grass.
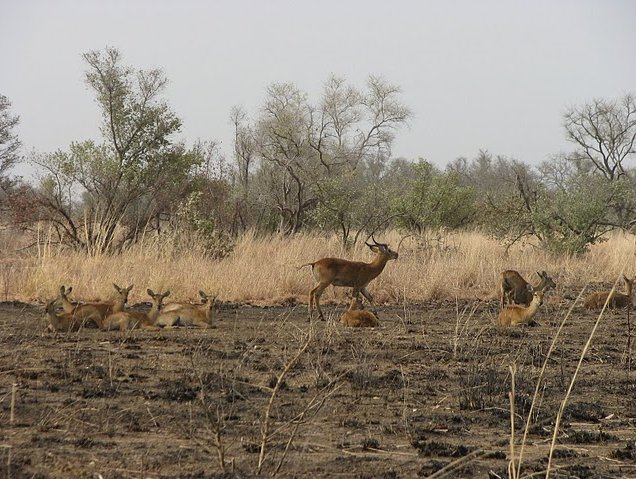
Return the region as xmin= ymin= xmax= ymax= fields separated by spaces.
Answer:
xmin=0 ymin=295 xmax=635 ymax=478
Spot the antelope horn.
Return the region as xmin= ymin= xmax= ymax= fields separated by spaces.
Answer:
xmin=371 ymin=234 xmax=386 ymax=247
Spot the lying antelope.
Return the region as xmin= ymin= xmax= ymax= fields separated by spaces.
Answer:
xmin=58 ymin=284 xmax=132 ymax=327
xmin=497 ymin=290 xmax=544 ymax=327
xmin=583 ymin=275 xmax=634 ymax=309
xmin=102 ymin=289 xmax=170 ymax=331
xmin=44 ymin=299 xmax=84 ymax=332
xmin=302 ymin=236 xmax=398 ymax=321
xmin=155 ymin=291 xmax=218 ymax=328
xmin=499 ymin=270 xmax=555 ymax=308
xmin=162 ymin=290 xmax=209 ymax=313
xmin=340 ymin=296 xmax=379 ymax=328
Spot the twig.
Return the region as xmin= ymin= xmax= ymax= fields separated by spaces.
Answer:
xmin=10 ymin=383 xmax=17 ymax=426
xmin=546 ymin=269 xmax=629 ymax=478
xmin=257 ymin=328 xmax=313 ymax=474
xmin=271 ymin=381 xmax=343 ymax=477
xmin=516 ymin=286 xmax=587 ymax=477
xmin=509 ymin=365 xmax=517 ymax=479
xmin=425 ymin=449 xmax=486 ymax=478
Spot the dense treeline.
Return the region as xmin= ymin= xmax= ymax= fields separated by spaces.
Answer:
xmin=1 ymin=47 xmax=635 ymax=256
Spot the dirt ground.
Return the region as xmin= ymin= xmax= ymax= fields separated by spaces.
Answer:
xmin=1 ymin=290 xmax=635 ymax=479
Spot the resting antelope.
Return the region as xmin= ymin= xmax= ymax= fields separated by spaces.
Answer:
xmin=499 ymin=270 xmax=555 ymax=308
xmin=583 ymin=275 xmax=634 ymax=309
xmin=102 ymin=289 xmax=169 ymax=331
xmin=162 ymin=290 xmax=209 ymax=313
xmin=44 ymin=299 xmax=84 ymax=332
xmin=58 ymin=284 xmax=132 ymax=327
xmin=340 ymin=296 xmax=379 ymax=328
xmin=497 ymin=290 xmax=544 ymax=327
xmin=302 ymin=236 xmax=398 ymax=321
xmin=155 ymin=291 xmax=218 ymax=328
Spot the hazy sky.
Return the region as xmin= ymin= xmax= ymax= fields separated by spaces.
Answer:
xmin=1 ymin=0 xmax=635 ymax=176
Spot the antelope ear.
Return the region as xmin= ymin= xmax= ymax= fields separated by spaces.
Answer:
xmin=163 ymin=291 xmax=171 ymax=298
xmin=67 ymin=286 xmax=72 ymax=294
xmin=113 ymin=283 xmax=122 ymax=292
xmin=126 ymin=285 xmax=134 ymax=292
xmin=199 ymin=291 xmax=208 ymax=299
xmin=147 ymin=289 xmax=155 ymax=296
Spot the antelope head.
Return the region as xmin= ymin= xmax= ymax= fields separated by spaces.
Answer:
xmin=365 ymin=235 xmax=398 ymax=261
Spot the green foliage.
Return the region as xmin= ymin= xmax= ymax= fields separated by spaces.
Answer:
xmin=0 ymin=94 xmax=21 ymax=177
xmin=532 ymin=175 xmax=623 ymax=255
xmin=171 ymin=191 xmax=234 ymax=259
xmin=311 ymin=167 xmax=394 ymax=246
xmin=394 ymin=160 xmax=476 ymax=233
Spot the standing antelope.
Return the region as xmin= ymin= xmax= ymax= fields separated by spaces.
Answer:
xmin=499 ymin=270 xmax=555 ymax=308
xmin=44 ymin=299 xmax=84 ymax=332
xmin=497 ymin=290 xmax=544 ymax=327
xmin=102 ymin=289 xmax=170 ymax=331
xmin=583 ymin=275 xmax=634 ymax=309
xmin=340 ymin=296 xmax=379 ymax=327
xmin=155 ymin=291 xmax=218 ymax=328
xmin=302 ymin=236 xmax=398 ymax=321
xmin=58 ymin=284 xmax=132 ymax=328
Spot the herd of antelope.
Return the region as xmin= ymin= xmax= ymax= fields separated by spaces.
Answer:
xmin=302 ymin=236 xmax=634 ymax=328
xmin=43 ymin=236 xmax=634 ymax=332
xmin=45 ymin=286 xmax=217 ymax=332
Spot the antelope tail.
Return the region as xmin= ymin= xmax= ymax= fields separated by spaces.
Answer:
xmin=296 ymin=262 xmax=314 ymax=271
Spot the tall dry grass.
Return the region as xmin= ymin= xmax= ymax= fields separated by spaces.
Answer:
xmin=1 ymin=228 xmax=635 ymax=305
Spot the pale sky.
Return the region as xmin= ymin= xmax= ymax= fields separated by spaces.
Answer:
xmin=1 ymin=0 xmax=635 ymax=176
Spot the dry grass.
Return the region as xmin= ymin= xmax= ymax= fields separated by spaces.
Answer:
xmin=1 ymin=228 xmax=635 ymax=305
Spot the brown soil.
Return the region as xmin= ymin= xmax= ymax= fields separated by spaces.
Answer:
xmin=1 ymin=294 xmax=635 ymax=479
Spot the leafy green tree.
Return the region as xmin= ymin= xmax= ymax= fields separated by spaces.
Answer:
xmin=394 ymin=159 xmax=475 ymax=234
xmin=311 ymin=160 xmax=396 ymax=247
xmin=0 ymin=94 xmax=20 ymax=183
xmin=32 ymin=47 xmax=202 ymax=252
xmin=531 ymin=173 xmax=622 ymax=255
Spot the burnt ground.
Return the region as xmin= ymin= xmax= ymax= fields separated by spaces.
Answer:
xmin=1 ymin=292 xmax=635 ymax=479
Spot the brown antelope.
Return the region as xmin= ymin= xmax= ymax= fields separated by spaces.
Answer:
xmin=340 ymin=296 xmax=379 ymax=327
xmin=583 ymin=275 xmax=634 ymax=309
xmin=58 ymin=284 xmax=132 ymax=327
xmin=44 ymin=299 xmax=83 ymax=332
xmin=162 ymin=290 xmax=209 ymax=313
xmin=301 ymin=236 xmax=398 ymax=321
xmin=155 ymin=292 xmax=218 ymax=328
xmin=102 ymin=289 xmax=170 ymax=331
xmin=497 ymin=290 xmax=544 ymax=327
xmin=499 ymin=270 xmax=556 ymax=308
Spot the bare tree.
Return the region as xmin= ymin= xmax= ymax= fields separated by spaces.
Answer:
xmin=251 ymin=75 xmax=411 ymax=235
xmin=230 ymin=106 xmax=258 ymax=234
xmin=563 ymin=93 xmax=636 ymax=180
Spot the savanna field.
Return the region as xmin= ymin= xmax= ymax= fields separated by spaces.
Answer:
xmin=1 ymin=230 xmax=636 ymax=478
xmin=2 ymin=3 xmax=635 ymax=478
